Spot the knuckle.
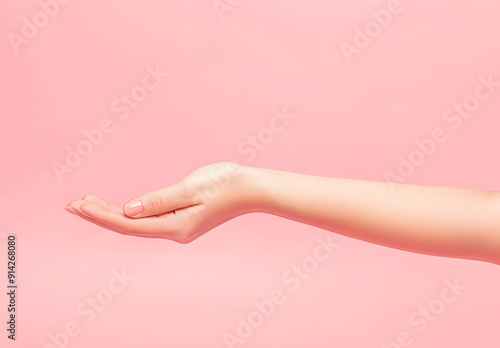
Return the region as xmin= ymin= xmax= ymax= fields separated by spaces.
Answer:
xmin=146 ymin=195 xmax=165 ymax=212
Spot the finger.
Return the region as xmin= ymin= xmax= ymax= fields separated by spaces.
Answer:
xmin=67 ymin=200 xmax=129 ymax=235
xmin=82 ymin=194 xmax=122 ymax=213
xmin=123 ymin=181 xmax=197 ymax=218
xmin=67 ymin=199 xmax=89 ymax=215
xmin=80 ymin=201 xmax=184 ymax=240
xmin=65 ymin=205 xmax=78 ymax=215
xmin=70 ymin=200 xmax=170 ymax=238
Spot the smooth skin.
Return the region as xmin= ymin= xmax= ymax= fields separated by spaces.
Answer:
xmin=66 ymin=162 xmax=500 ymax=265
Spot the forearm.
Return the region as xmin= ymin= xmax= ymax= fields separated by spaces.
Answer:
xmin=242 ymin=165 xmax=500 ymax=265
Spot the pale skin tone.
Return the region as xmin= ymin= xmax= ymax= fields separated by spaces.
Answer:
xmin=66 ymin=162 xmax=500 ymax=266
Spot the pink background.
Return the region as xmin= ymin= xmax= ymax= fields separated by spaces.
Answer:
xmin=1 ymin=0 xmax=500 ymax=347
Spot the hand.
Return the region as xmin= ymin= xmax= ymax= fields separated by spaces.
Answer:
xmin=65 ymin=162 xmax=258 ymax=243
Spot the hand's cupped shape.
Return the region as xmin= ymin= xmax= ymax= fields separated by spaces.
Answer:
xmin=65 ymin=162 xmax=250 ymax=243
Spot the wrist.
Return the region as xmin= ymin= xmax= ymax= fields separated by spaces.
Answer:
xmin=239 ymin=165 xmax=276 ymax=214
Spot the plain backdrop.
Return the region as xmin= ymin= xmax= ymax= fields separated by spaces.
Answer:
xmin=1 ymin=0 xmax=500 ymax=347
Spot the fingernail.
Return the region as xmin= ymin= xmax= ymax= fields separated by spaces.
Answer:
xmin=65 ymin=206 xmax=77 ymax=214
xmin=124 ymin=201 xmax=142 ymax=217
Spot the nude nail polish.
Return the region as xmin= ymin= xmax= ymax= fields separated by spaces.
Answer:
xmin=125 ymin=201 xmax=142 ymax=217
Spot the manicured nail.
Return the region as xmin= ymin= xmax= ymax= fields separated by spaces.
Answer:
xmin=65 ymin=206 xmax=77 ymax=214
xmin=124 ymin=201 xmax=142 ymax=217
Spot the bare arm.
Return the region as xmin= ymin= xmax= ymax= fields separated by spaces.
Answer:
xmin=245 ymin=165 xmax=500 ymax=265
xmin=66 ymin=162 xmax=500 ymax=265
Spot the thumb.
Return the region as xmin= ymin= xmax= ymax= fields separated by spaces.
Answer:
xmin=123 ymin=182 xmax=194 ymax=218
